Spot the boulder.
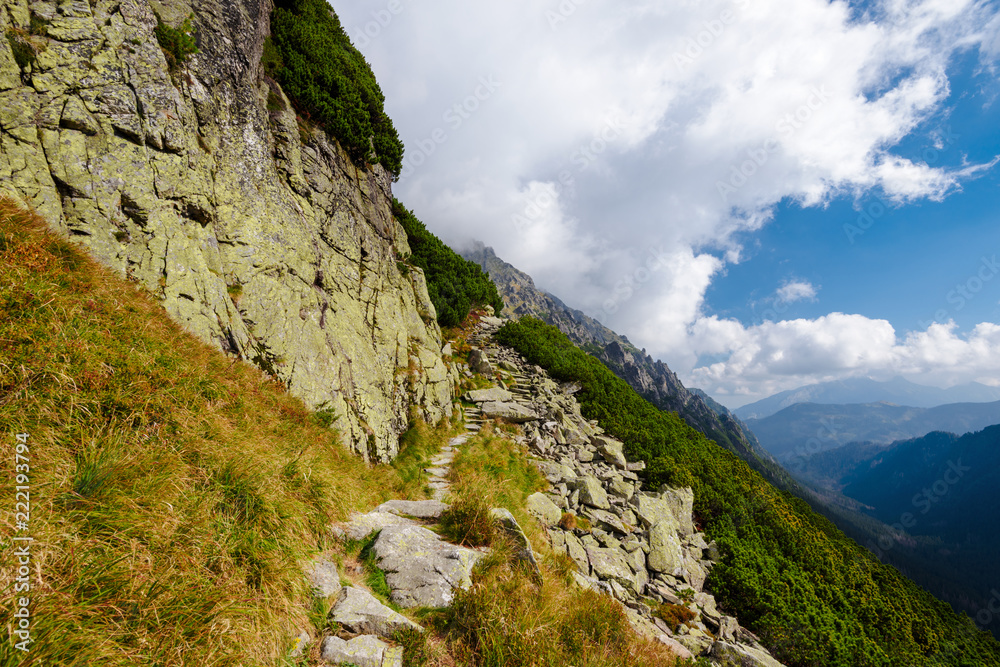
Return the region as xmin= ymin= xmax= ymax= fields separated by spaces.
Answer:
xmin=718 ymin=616 xmax=740 ymax=643
xmin=372 ymin=524 xmax=485 ymax=608
xmin=586 ymin=547 xmax=635 ymax=589
xmin=607 ymin=478 xmax=635 ymax=501
xmin=647 ymin=520 xmax=684 ymax=574
xmin=592 ymin=436 xmax=627 ymax=469
xmin=466 ymin=387 xmax=513 ymax=403
xmin=468 ymin=349 xmax=494 ymax=375
xmin=657 ymin=635 xmax=693 ymax=660
xmin=329 ymin=586 xmax=423 ymax=638
xmin=525 ymin=492 xmax=563 ymax=527
xmin=631 ymin=494 xmax=679 ymax=530
xmin=321 ymin=635 xmax=396 ymax=667
xmin=709 ymin=641 xmax=785 ymax=667
xmin=658 ymin=486 xmax=695 ymax=537
xmin=565 ymin=532 xmax=589 ymax=573
xmin=491 ymin=508 xmax=541 ymax=576
xmin=306 ymin=557 xmax=342 ymax=598
xmin=480 ymin=401 xmax=539 ymax=423
xmin=573 ymin=476 xmax=610 ymax=510
xmin=582 ymin=508 xmax=628 ymax=535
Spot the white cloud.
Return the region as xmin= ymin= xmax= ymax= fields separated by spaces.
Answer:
xmin=335 ymin=0 xmax=1000 ymax=406
xmin=690 ymin=319 xmax=1000 ymax=406
xmin=776 ymin=280 xmax=819 ymax=304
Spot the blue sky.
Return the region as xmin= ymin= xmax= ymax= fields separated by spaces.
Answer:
xmin=336 ymin=0 xmax=1000 ymax=407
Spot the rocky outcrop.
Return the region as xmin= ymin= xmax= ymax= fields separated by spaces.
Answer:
xmin=466 ymin=317 xmax=787 ymax=665
xmin=0 ymin=0 xmax=455 ymax=461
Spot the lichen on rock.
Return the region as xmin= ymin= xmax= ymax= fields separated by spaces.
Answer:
xmin=0 ymin=0 xmax=456 ymax=461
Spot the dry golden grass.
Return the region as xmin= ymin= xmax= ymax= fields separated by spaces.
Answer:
xmin=0 ymin=197 xmax=437 ymax=665
xmin=439 ymin=429 xmax=684 ymax=667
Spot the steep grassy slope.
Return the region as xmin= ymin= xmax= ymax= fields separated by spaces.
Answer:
xmin=496 ymin=317 xmax=1000 ymax=667
xmin=0 ymin=199 xmax=427 ymax=664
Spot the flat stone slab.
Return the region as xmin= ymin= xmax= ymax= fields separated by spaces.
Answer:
xmin=423 ymin=467 xmax=450 ymax=477
xmin=330 ymin=586 xmax=423 ymax=638
xmin=375 ymin=499 xmax=450 ymax=520
xmin=480 ymin=401 xmax=539 ymax=423
xmin=321 ymin=634 xmax=397 ymax=667
xmin=372 ymin=524 xmax=485 ymax=608
xmin=466 ymin=387 xmax=514 ymax=403
xmin=332 ymin=511 xmax=415 ymax=542
xmin=306 ymin=556 xmax=342 ymax=598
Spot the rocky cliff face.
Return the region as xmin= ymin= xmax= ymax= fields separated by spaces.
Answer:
xmin=0 ymin=0 xmax=454 ymax=460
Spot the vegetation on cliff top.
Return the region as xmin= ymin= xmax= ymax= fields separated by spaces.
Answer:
xmin=394 ymin=199 xmax=505 ymax=327
xmin=266 ymin=0 xmax=404 ymax=177
xmin=495 ymin=317 xmax=1000 ymax=667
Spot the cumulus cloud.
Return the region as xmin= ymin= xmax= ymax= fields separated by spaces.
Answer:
xmin=776 ymin=281 xmax=819 ymax=304
xmin=336 ymin=0 xmax=1000 ymax=406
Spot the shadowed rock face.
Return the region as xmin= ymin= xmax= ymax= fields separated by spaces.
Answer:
xmin=0 ymin=0 xmax=455 ymax=460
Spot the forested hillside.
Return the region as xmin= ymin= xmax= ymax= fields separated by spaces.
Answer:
xmin=495 ymin=317 xmax=1000 ymax=667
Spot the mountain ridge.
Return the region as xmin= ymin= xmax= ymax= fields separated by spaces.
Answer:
xmin=746 ymin=398 xmax=1000 ymax=462
xmin=735 ymin=376 xmax=1000 ymax=420
xmin=462 ymin=242 xmax=788 ymax=486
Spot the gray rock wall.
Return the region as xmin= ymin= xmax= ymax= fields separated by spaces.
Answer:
xmin=0 ymin=0 xmax=455 ymax=460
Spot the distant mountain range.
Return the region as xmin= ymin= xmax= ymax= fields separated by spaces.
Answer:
xmin=735 ymin=376 xmax=1000 ymax=420
xmin=462 ymin=242 xmax=787 ymax=485
xmin=744 ymin=399 xmax=1000 ymax=461
xmin=794 ymin=426 xmax=1000 ymax=635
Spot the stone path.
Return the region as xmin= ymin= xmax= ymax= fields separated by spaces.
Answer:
xmin=427 ymin=433 xmax=466 ymax=501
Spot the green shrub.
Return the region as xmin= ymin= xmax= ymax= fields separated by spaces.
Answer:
xmin=393 ymin=199 xmax=504 ymax=327
xmin=154 ymin=13 xmax=198 ymax=70
xmin=267 ymin=0 xmax=403 ymax=176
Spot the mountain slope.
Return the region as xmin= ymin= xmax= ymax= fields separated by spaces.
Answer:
xmin=793 ymin=426 xmax=1000 ymax=637
xmin=746 ymin=400 xmax=1000 ymax=462
xmin=462 ymin=243 xmax=783 ymax=484
xmin=0 ymin=198 xmax=413 ymax=663
xmin=736 ymin=376 xmax=1000 ymax=420
xmin=496 ymin=317 xmax=1000 ymax=667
